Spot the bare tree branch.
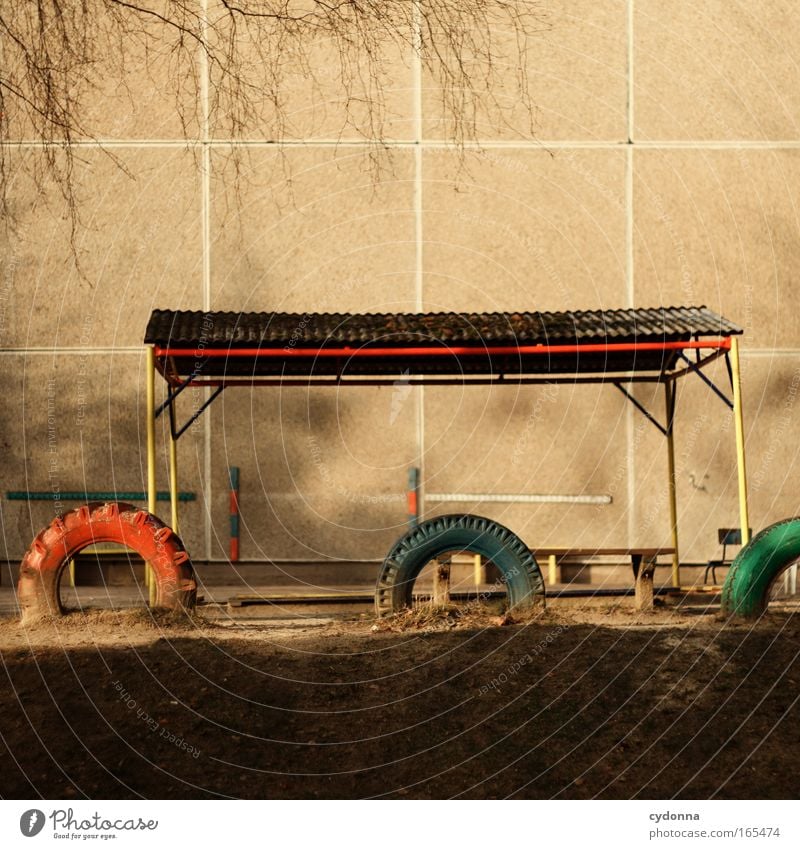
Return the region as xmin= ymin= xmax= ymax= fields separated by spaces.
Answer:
xmin=0 ymin=0 xmax=548 ymax=250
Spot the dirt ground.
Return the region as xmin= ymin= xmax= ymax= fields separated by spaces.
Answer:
xmin=1 ymin=599 xmax=799 ymax=799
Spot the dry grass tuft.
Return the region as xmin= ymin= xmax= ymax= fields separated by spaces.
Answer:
xmin=371 ymin=601 xmax=549 ymax=633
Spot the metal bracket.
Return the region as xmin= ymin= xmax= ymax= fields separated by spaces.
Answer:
xmin=153 ymin=360 xmax=225 ymax=441
xmin=166 ymin=385 xmax=225 ymax=440
xmin=614 ymin=383 xmax=668 ymax=436
xmin=676 ymin=352 xmax=733 ymax=409
xmin=155 ymin=368 xmax=203 ymax=419
xmin=724 ymin=351 xmax=734 ymax=390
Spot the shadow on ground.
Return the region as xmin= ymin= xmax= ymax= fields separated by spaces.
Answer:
xmin=1 ymin=609 xmax=799 ymax=799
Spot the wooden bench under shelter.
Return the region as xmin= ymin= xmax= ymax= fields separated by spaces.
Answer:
xmin=531 ymin=546 xmax=677 ymax=611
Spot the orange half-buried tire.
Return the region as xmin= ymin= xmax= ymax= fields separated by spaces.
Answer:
xmin=17 ymin=502 xmax=196 ymax=621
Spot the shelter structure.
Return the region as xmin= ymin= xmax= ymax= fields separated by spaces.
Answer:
xmin=143 ymin=306 xmax=747 ymax=603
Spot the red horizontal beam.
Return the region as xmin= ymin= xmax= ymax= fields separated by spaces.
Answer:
xmin=154 ymin=339 xmax=731 ymax=359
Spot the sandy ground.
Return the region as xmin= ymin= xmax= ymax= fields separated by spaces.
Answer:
xmin=1 ymin=599 xmax=799 ymax=799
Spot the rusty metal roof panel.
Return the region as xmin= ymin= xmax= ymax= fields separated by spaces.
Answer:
xmin=145 ymin=306 xmax=741 ymax=347
xmin=144 ymin=306 xmax=741 ymax=378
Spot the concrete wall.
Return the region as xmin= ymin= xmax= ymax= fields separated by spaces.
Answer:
xmin=2 ymin=1 xmax=800 ymax=571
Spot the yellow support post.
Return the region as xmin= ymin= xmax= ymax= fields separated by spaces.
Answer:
xmin=665 ymin=381 xmax=681 ymax=587
xmin=169 ymin=434 xmax=179 ymax=535
xmin=548 ymin=554 xmax=558 ymax=587
xmin=146 ymin=346 xmax=157 ymax=603
xmin=473 ymin=553 xmax=484 ymax=588
xmin=730 ymin=336 xmax=750 ymax=545
xmin=146 ymin=346 xmax=158 ymax=518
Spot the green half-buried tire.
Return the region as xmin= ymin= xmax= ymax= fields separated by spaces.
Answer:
xmin=375 ymin=513 xmax=545 ymax=616
xmin=721 ymin=518 xmax=800 ymax=617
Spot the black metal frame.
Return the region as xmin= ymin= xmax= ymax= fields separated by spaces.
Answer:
xmin=154 ymin=344 xmax=737 ymax=442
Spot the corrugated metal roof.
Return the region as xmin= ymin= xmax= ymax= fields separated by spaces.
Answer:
xmin=145 ymin=307 xmax=740 ymax=379
xmin=145 ymin=306 xmax=741 ymax=347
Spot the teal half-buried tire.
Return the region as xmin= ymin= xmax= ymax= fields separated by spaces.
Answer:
xmin=721 ymin=518 xmax=800 ymax=617
xmin=375 ymin=514 xmax=545 ymax=616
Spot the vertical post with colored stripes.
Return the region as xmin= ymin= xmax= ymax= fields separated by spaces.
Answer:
xmin=229 ymin=466 xmax=240 ymax=562
xmin=407 ymin=467 xmax=419 ymax=528
xmin=168 ymin=435 xmax=180 ymax=535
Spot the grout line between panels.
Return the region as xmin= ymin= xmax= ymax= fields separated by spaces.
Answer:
xmin=626 ymin=0 xmax=636 ymax=548
xmin=413 ymin=1 xmax=426 ymax=522
xmin=6 ymin=139 xmax=800 ymax=150
xmin=200 ymin=0 xmax=213 ymax=561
